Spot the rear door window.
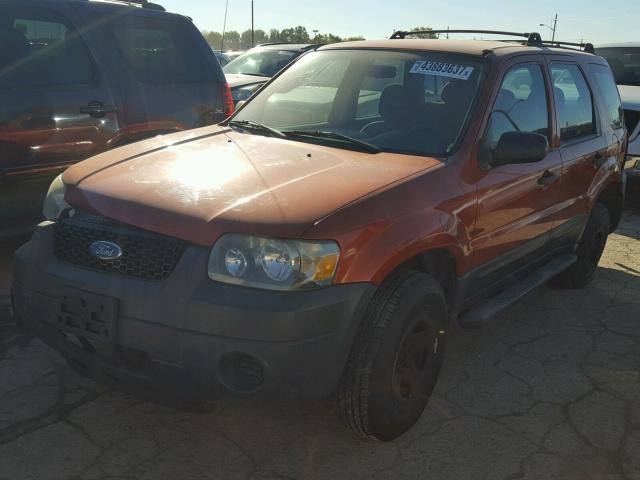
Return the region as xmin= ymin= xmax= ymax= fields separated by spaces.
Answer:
xmin=551 ymin=63 xmax=597 ymax=143
xmin=112 ymin=15 xmax=217 ymax=84
xmin=589 ymin=63 xmax=624 ymax=131
xmin=0 ymin=6 xmax=94 ymax=88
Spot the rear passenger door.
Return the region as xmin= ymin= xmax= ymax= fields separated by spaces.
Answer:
xmin=472 ymin=59 xmax=563 ymax=282
xmin=546 ymin=59 xmax=610 ymax=247
xmin=589 ymin=62 xmax=627 ymax=175
xmin=0 ymin=3 xmax=119 ymax=179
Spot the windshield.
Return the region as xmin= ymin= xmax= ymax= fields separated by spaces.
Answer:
xmin=596 ymin=47 xmax=640 ymax=86
xmin=232 ymin=49 xmax=485 ymax=156
xmin=223 ymin=48 xmax=299 ymax=77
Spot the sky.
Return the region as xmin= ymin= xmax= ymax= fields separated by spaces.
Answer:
xmin=159 ymin=0 xmax=639 ymax=45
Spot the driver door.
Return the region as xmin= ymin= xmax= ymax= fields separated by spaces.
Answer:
xmin=470 ymin=58 xmax=563 ymax=288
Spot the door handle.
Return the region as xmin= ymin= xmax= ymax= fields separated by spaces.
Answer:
xmin=80 ymin=101 xmax=117 ymax=118
xmin=593 ymin=151 xmax=606 ymax=169
xmin=537 ymin=170 xmax=558 ymax=187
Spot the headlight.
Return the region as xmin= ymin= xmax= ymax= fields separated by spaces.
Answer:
xmin=42 ymin=174 xmax=71 ymax=220
xmin=208 ymin=234 xmax=340 ymax=290
xmin=232 ymin=85 xmax=260 ymax=102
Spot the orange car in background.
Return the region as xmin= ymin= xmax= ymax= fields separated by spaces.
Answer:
xmin=13 ymin=31 xmax=625 ymax=441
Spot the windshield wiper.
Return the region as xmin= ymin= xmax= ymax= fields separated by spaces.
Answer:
xmin=228 ymin=120 xmax=287 ymax=139
xmin=282 ymin=130 xmax=381 ymax=153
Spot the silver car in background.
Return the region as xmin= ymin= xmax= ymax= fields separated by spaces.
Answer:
xmin=596 ymin=43 xmax=640 ymax=204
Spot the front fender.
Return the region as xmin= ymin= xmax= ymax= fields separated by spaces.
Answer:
xmin=335 ymin=208 xmax=471 ymax=285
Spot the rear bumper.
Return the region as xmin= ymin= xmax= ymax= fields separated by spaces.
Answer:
xmin=12 ymin=222 xmax=375 ymax=403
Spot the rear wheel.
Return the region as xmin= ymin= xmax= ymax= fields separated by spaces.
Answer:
xmin=338 ymin=270 xmax=448 ymax=441
xmin=552 ymin=203 xmax=610 ymax=289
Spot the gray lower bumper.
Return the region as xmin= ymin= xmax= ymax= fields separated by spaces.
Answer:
xmin=12 ymin=222 xmax=375 ymax=402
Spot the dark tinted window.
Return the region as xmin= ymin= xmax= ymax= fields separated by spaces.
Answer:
xmin=551 ymin=64 xmax=596 ymax=143
xmin=590 ymin=63 xmax=624 ymax=131
xmin=112 ymin=16 xmax=217 ymax=83
xmin=0 ymin=6 xmax=94 ymax=88
xmin=486 ymin=64 xmax=549 ymax=148
xmin=595 ymin=47 xmax=640 ymax=86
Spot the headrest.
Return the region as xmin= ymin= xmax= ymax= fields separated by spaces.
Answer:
xmin=495 ymin=89 xmax=517 ymax=111
xmin=441 ymin=80 xmax=474 ymax=105
xmin=379 ymin=84 xmax=422 ymax=123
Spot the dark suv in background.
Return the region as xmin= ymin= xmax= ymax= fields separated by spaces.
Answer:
xmin=0 ymin=0 xmax=233 ymax=186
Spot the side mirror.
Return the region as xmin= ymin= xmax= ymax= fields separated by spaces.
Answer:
xmin=235 ymin=100 xmax=247 ymax=109
xmin=491 ymin=131 xmax=549 ymax=167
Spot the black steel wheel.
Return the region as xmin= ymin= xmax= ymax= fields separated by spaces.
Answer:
xmin=552 ymin=203 xmax=610 ymax=289
xmin=338 ymin=270 xmax=448 ymax=441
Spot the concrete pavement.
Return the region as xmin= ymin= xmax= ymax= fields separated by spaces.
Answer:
xmin=0 ymin=211 xmax=638 ymax=480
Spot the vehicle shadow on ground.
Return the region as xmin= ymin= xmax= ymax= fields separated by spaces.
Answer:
xmin=0 ymin=259 xmax=638 ymax=479
xmin=616 ymin=208 xmax=640 ymax=240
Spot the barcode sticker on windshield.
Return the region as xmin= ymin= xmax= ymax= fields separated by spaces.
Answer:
xmin=410 ymin=61 xmax=474 ymax=80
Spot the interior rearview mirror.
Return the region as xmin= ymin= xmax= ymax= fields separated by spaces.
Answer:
xmin=491 ymin=131 xmax=549 ymax=167
xmin=366 ymin=65 xmax=397 ymax=79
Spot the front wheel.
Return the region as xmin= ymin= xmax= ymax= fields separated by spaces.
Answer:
xmin=338 ymin=270 xmax=448 ymax=441
xmin=552 ymin=203 xmax=610 ymax=289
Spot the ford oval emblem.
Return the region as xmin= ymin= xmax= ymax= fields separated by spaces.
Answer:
xmin=89 ymin=241 xmax=123 ymax=261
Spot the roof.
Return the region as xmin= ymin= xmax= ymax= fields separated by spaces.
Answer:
xmin=321 ymin=38 xmax=596 ymax=58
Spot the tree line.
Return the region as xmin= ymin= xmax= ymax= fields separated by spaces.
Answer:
xmin=201 ymin=26 xmax=365 ymax=51
xmin=201 ymin=26 xmax=436 ymax=52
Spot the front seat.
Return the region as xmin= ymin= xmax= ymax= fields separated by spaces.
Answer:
xmin=361 ymin=84 xmax=423 ymax=136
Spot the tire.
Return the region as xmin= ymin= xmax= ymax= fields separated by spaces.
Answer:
xmin=552 ymin=203 xmax=610 ymax=289
xmin=338 ymin=270 xmax=448 ymax=441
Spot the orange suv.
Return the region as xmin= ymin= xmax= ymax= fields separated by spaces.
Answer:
xmin=12 ymin=30 xmax=626 ymax=441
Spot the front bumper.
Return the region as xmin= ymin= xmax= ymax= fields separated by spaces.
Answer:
xmin=12 ymin=222 xmax=374 ymax=403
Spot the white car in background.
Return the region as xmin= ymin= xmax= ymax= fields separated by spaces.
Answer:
xmin=596 ymin=43 xmax=640 ymax=204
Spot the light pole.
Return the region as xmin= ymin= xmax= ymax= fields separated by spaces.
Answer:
xmin=251 ymin=0 xmax=254 ymax=47
xmin=221 ymin=0 xmax=229 ymax=51
xmin=540 ymin=13 xmax=558 ymax=42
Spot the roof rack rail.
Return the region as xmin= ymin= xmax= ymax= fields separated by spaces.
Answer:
xmin=390 ymin=29 xmax=543 ymax=46
xmin=541 ymin=40 xmax=595 ymax=54
xmin=492 ymin=38 xmax=595 ymax=54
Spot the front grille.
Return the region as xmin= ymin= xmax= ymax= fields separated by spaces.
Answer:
xmin=54 ymin=220 xmax=185 ymax=281
xmin=624 ymin=109 xmax=640 ymax=137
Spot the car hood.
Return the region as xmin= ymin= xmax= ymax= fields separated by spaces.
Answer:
xmin=225 ymin=73 xmax=270 ymax=89
xmin=63 ymin=126 xmax=442 ymax=246
xmin=619 ymin=85 xmax=640 ymax=110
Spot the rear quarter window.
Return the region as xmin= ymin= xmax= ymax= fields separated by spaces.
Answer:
xmin=590 ymin=63 xmax=625 ymax=131
xmin=111 ymin=15 xmax=218 ymax=84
